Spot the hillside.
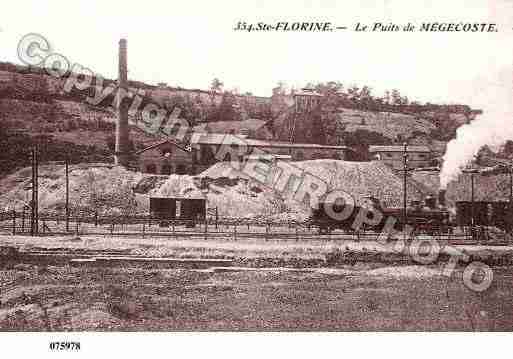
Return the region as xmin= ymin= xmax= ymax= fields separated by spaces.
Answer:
xmin=0 ymin=95 xmax=157 ymax=176
xmin=336 ymin=108 xmax=436 ymax=140
xmin=271 ymin=106 xmax=470 ymax=159
xmin=0 ymin=63 xmax=271 ymax=127
xmin=0 ymin=63 xmax=272 ymax=177
xmin=0 ymin=61 xmax=478 ymax=177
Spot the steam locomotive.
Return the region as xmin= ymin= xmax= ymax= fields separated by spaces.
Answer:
xmin=309 ymin=190 xmax=513 ymax=235
xmin=310 ymin=191 xmax=451 ymax=235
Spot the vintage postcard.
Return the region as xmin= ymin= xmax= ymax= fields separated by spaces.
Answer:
xmin=0 ymin=0 xmax=511 ymax=357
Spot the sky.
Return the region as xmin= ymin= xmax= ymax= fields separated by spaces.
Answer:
xmin=0 ymin=0 xmax=512 ymax=107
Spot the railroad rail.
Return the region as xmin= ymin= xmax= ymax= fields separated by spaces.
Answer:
xmin=0 ymin=245 xmax=234 ymax=269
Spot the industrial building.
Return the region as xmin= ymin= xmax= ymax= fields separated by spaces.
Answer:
xmin=369 ymin=145 xmax=433 ymax=170
xmin=136 ymin=135 xmax=351 ymax=175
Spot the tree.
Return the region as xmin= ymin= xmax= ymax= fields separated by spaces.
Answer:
xmin=503 ymin=140 xmax=513 ymax=156
xmin=347 ymin=85 xmax=361 ymax=101
xmin=384 ymin=90 xmax=391 ymax=105
xmin=273 ymin=81 xmax=287 ymax=95
xmin=391 ymin=89 xmax=401 ymax=105
xmin=359 ymin=86 xmax=373 ymax=110
xmin=210 ymin=78 xmax=224 ymax=93
xmin=314 ymin=81 xmax=343 ymax=109
xmin=212 ymin=91 xmax=242 ymax=122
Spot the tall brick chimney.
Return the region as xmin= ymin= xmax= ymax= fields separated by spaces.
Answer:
xmin=115 ymin=38 xmax=129 ymax=167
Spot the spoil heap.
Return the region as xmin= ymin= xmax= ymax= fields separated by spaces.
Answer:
xmin=0 ymin=160 xmax=435 ymax=220
xmin=198 ymin=159 xmax=428 ymax=209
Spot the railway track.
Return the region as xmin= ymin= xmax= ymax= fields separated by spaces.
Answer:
xmin=0 ymin=246 xmax=234 ymax=269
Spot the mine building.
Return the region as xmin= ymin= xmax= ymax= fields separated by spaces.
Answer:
xmin=293 ymin=87 xmax=323 ymax=113
xmin=369 ymin=145 xmax=433 ymax=170
xmin=136 ymin=134 xmax=352 ymax=175
xmin=136 ymin=139 xmax=193 ymax=175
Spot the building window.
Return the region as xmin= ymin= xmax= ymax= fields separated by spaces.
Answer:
xmin=385 ymin=153 xmax=393 ymax=158
xmin=418 ymin=153 xmax=427 ymax=159
xmin=161 ymin=164 xmax=172 ymax=175
xmin=312 ymin=152 xmax=324 ymax=159
xmin=146 ymin=163 xmax=157 ymax=174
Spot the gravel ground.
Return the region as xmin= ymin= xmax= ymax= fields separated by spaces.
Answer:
xmin=1 ymin=263 xmax=512 ymax=331
xmin=1 ymin=234 xmax=512 ymax=331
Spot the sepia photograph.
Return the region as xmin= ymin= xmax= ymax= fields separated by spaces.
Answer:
xmin=0 ymin=0 xmax=512 ymax=356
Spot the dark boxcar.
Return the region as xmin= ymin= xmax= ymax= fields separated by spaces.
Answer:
xmin=180 ymin=198 xmax=206 ymax=220
xmin=456 ymin=201 xmax=490 ymax=226
xmin=456 ymin=201 xmax=513 ymax=231
xmin=149 ymin=197 xmax=206 ymax=221
xmin=150 ymin=197 xmax=177 ymax=220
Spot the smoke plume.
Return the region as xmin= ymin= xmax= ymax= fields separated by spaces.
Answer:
xmin=440 ymin=67 xmax=513 ymax=189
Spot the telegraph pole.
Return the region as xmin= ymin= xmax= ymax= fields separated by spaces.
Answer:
xmin=463 ymin=165 xmax=478 ymax=237
xmin=30 ymin=148 xmax=34 ymax=235
xmin=509 ymin=167 xmax=512 ymax=205
xmin=65 ymin=155 xmax=70 ymax=232
xmin=30 ymin=146 xmax=39 ymax=236
xmin=402 ymin=142 xmax=408 ymax=228
xmin=471 ymin=171 xmax=475 ymax=229
xmin=509 ymin=167 xmax=512 ymax=233
xmin=35 ymin=148 xmax=38 ymax=234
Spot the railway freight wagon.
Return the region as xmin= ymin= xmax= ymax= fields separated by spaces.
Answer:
xmin=455 ymin=201 xmax=513 ymax=231
xmin=149 ymin=197 xmax=206 ymax=226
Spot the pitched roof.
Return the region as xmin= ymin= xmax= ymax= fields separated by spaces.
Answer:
xmin=136 ymin=133 xmax=352 ymax=155
xmin=369 ymin=145 xmax=431 ymax=153
xmin=293 ymin=88 xmax=323 ymax=97
xmin=190 ymin=133 xmax=351 ymax=150
xmin=135 ymin=139 xmax=190 ymax=155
